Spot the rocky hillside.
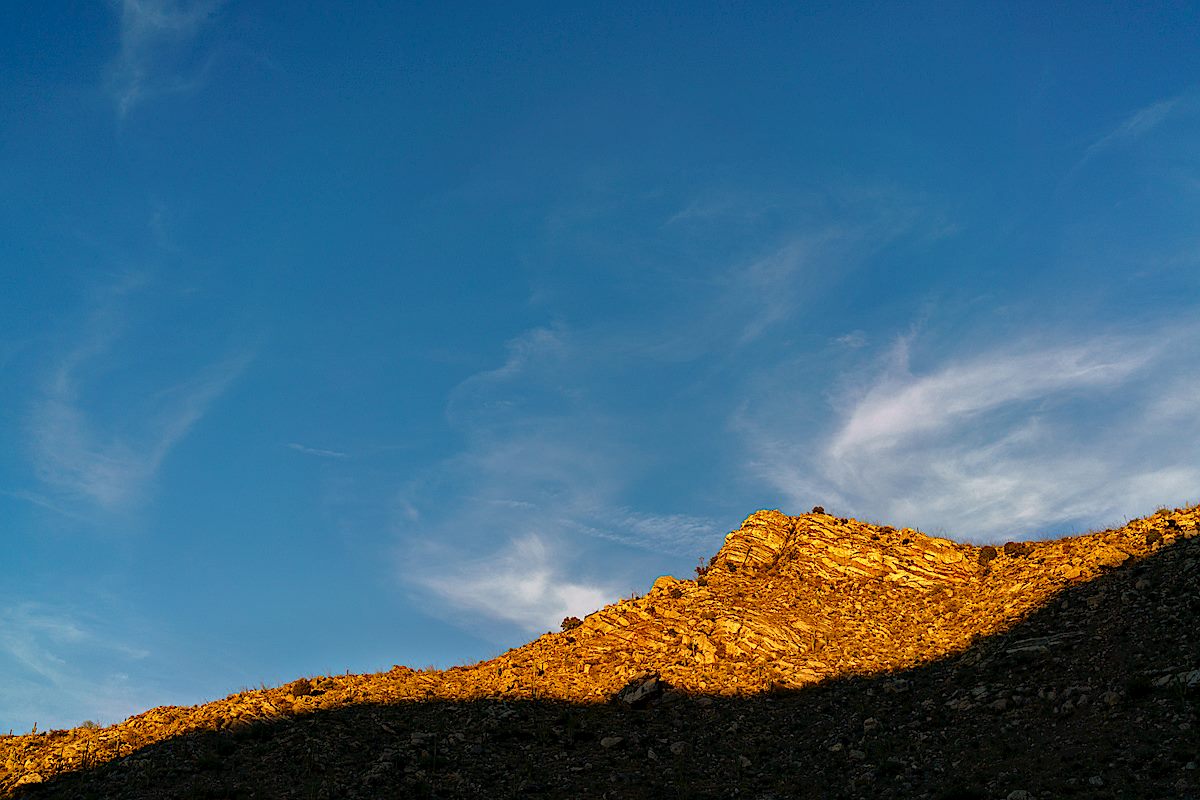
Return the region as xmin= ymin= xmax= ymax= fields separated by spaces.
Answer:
xmin=2 ymin=505 xmax=1198 ymax=799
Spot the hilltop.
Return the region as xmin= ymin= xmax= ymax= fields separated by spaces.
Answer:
xmin=2 ymin=505 xmax=1198 ymax=798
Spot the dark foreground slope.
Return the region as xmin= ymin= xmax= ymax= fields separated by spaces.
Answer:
xmin=3 ymin=507 xmax=1199 ymax=799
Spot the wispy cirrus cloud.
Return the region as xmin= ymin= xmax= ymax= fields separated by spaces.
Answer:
xmin=738 ymin=327 xmax=1200 ymax=541
xmin=399 ymin=326 xmax=720 ymax=635
xmin=106 ymin=0 xmax=223 ymax=116
xmin=27 ymin=279 xmax=251 ymax=511
xmin=828 ymin=338 xmax=1148 ymax=461
xmin=0 ymin=601 xmax=162 ymax=731
xmin=287 ymin=443 xmax=348 ymax=459
xmin=1082 ymin=96 xmax=1181 ymax=163
xmin=398 ymin=186 xmax=944 ymax=634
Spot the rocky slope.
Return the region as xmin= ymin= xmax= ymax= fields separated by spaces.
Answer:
xmin=2 ymin=505 xmax=1198 ymax=799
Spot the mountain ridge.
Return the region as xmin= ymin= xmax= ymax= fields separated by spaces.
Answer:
xmin=3 ymin=504 xmax=1198 ymax=798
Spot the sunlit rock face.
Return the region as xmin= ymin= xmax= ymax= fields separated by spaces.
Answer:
xmin=2 ymin=505 xmax=1197 ymax=797
xmin=487 ymin=504 xmax=1193 ymax=700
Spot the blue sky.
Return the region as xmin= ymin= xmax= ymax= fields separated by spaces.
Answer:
xmin=2 ymin=1 xmax=1199 ymax=732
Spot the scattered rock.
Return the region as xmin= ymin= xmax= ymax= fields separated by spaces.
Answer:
xmin=615 ymin=675 xmax=666 ymax=710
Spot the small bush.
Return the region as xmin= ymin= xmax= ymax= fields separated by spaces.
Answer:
xmin=811 ymin=505 xmax=825 ymax=515
xmin=978 ymin=546 xmax=998 ymax=566
xmin=560 ymin=616 xmax=582 ymax=631
xmin=1003 ymin=541 xmax=1031 ymax=557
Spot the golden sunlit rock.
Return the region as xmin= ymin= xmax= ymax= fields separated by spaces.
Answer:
xmin=2 ymin=504 xmax=1198 ymax=798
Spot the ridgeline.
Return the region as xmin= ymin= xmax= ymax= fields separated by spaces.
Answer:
xmin=3 ymin=505 xmax=1198 ymax=798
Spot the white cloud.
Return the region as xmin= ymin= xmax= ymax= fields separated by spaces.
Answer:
xmin=828 ymin=339 xmax=1148 ymax=460
xmin=107 ymin=0 xmax=222 ymax=116
xmin=739 ymin=329 xmax=1200 ymax=541
xmin=414 ymin=534 xmax=613 ymax=633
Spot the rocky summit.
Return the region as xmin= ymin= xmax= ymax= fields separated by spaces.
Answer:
xmin=3 ymin=505 xmax=1199 ymax=799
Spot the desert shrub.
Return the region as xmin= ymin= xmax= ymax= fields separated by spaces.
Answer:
xmin=811 ymin=505 xmax=825 ymax=514
xmin=978 ymin=546 xmax=998 ymax=566
xmin=1003 ymin=541 xmax=1031 ymax=557
xmin=560 ymin=616 xmax=582 ymax=631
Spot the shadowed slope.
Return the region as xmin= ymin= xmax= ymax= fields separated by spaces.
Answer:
xmin=2 ymin=506 xmax=1198 ymax=798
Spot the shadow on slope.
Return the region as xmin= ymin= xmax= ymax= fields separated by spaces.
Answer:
xmin=10 ymin=537 xmax=1200 ymax=800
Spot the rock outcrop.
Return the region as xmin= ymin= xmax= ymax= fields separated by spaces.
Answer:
xmin=2 ymin=504 xmax=1198 ymax=799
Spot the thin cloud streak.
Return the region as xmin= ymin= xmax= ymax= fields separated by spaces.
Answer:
xmin=107 ymin=0 xmax=222 ymax=116
xmin=565 ymin=510 xmax=720 ymax=555
xmin=1086 ymin=97 xmax=1179 ymax=154
xmin=1078 ymin=95 xmax=1182 ymax=168
xmin=31 ymin=353 xmax=250 ymax=510
xmin=287 ymin=443 xmax=349 ymax=459
xmin=28 ymin=284 xmax=251 ymax=511
xmin=0 ymin=602 xmax=157 ymax=731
